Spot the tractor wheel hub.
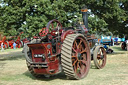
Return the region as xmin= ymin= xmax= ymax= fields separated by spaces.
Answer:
xmin=78 ymin=53 xmax=82 ymax=60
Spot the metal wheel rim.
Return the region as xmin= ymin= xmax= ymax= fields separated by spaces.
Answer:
xmin=46 ymin=19 xmax=62 ymax=30
xmin=121 ymin=43 xmax=125 ymax=50
xmin=94 ymin=46 xmax=107 ymax=69
xmin=71 ymin=37 xmax=90 ymax=78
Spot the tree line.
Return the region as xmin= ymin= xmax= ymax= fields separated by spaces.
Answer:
xmin=0 ymin=0 xmax=127 ymax=38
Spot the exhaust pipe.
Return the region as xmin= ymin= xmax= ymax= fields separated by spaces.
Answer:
xmin=81 ymin=7 xmax=88 ymax=29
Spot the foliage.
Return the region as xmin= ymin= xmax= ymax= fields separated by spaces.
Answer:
xmin=85 ymin=0 xmax=128 ymax=37
xmin=0 ymin=0 xmax=127 ymax=38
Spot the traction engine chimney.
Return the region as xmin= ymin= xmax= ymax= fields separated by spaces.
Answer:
xmin=81 ymin=7 xmax=88 ymax=29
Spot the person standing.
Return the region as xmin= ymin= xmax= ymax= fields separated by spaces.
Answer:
xmin=1 ymin=42 xmax=4 ymax=52
xmin=115 ymin=37 xmax=118 ymax=45
xmin=13 ymin=42 xmax=16 ymax=49
xmin=125 ymin=35 xmax=128 ymax=51
xmin=111 ymin=38 xmax=114 ymax=46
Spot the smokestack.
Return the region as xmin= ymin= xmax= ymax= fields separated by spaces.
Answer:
xmin=81 ymin=7 xmax=88 ymax=29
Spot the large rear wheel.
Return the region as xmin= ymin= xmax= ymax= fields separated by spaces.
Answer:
xmin=61 ymin=34 xmax=91 ymax=79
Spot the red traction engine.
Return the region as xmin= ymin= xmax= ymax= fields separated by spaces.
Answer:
xmin=0 ymin=36 xmax=9 ymax=49
xmin=8 ymin=36 xmax=15 ymax=49
xmin=15 ymin=36 xmax=23 ymax=48
xmin=15 ymin=32 xmax=23 ymax=48
xmin=24 ymin=8 xmax=107 ymax=79
xmin=8 ymin=32 xmax=23 ymax=49
xmin=22 ymin=38 xmax=30 ymax=45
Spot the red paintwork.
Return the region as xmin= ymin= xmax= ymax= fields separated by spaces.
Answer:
xmin=27 ymin=28 xmax=86 ymax=75
xmin=2 ymin=36 xmax=6 ymax=42
xmin=8 ymin=40 xmax=14 ymax=49
xmin=7 ymin=36 xmax=15 ymax=48
xmin=9 ymin=32 xmax=23 ymax=49
xmin=34 ymin=60 xmax=59 ymax=74
xmin=15 ymin=32 xmax=23 ymax=48
xmin=81 ymin=25 xmax=88 ymax=34
xmin=23 ymin=38 xmax=30 ymax=44
xmin=46 ymin=19 xmax=63 ymax=37
xmin=16 ymin=40 xmax=22 ymax=48
xmin=46 ymin=19 xmax=62 ymax=30
xmin=0 ymin=36 xmax=9 ymax=48
xmin=56 ymin=43 xmax=61 ymax=53
xmin=50 ymin=29 xmax=63 ymax=36
xmin=61 ymin=30 xmax=74 ymax=42
xmin=33 ymin=36 xmax=39 ymax=39
xmin=39 ymin=27 xmax=48 ymax=37
xmin=26 ymin=19 xmax=90 ymax=75
xmin=71 ymin=37 xmax=90 ymax=78
xmin=27 ymin=43 xmax=60 ymax=74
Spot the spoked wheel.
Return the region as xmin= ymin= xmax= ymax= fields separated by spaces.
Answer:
xmin=18 ymin=43 xmax=21 ymax=48
xmin=46 ymin=19 xmax=62 ymax=30
xmin=20 ymin=41 xmax=23 ymax=47
xmin=39 ymin=27 xmax=48 ymax=37
xmin=46 ymin=19 xmax=62 ymax=36
xmin=126 ymin=44 xmax=128 ymax=51
xmin=6 ymin=41 xmax=9 ymax=48
xmin=3 ymin=44 xmax=7 ymax=49
xmin=93 ymin=46 xmax=107 ymax=69
xmin=61 ymin=34 xmax=91 ymax=79
xmin=121 ymin=42 xmax=125 ymax=50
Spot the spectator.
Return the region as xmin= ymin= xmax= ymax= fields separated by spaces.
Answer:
xmin=111 ymin=38 xmax=114 ymax=46
xmin=13 ymin=42 xmax=16 ymax=49
xmin=98 ymin=38 xmax=101 ymax=44
xmin=125 ymin=35 xmax=128 ymax=41
xmin=115 ymin=37 xmax=118 ymax=45
xmin=1 ymin=42 xmax=4 ymax=52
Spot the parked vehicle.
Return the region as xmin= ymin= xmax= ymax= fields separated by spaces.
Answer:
xmin=0 ymin=36 xmax=9 ymax=49
xmin=24 ymin=8 xmax=107 ymax=79
xmin=100 ymin=36 xmax=113 ymax=46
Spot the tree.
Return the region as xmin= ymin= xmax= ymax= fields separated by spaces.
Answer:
xmin=86 ymin=0 xmax=127 ymax=36
xmin=0 ymin=0 xmax=127 ymax=37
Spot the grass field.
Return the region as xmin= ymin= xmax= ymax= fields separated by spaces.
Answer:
xmin=0 ymin=45 xmax=128 ymax=85
xmin=0 ymin=48 xmax=23 ymax=54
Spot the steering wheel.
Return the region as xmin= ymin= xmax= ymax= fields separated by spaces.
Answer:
xmin=39 ymin=27 xmax=48 ymax=37
xmin=46 ymin=19 xmax=62 ymax=36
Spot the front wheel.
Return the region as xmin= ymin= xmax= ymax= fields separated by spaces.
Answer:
xmin=93 ymin=46 xmax=107 ymax=69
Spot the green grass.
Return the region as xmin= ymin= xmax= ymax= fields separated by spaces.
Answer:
xmin=0 ymin=45 xmax=128 ymax=85
xmin=0 ymin=47 xmax=23 ymax=53
xmin=110 ymin=45 xmax=124 ymax=51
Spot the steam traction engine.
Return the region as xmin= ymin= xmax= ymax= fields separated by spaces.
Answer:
xmin=15 ymin=32 xmax=23 ymax=48
xmin=8 ymin=32 xmax=23 ymax=49
xmin=0 ymin=36 xmax=9 ymax=49
xmin=24 ymin=8 xmax=107 ymax=79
